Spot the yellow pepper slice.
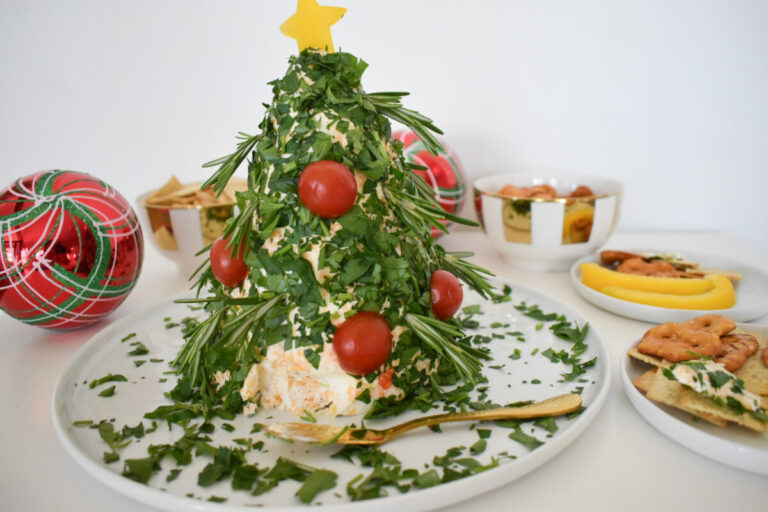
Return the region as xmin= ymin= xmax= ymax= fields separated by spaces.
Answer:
xmin=600 ymin=274 xmax=736 ymax=310
xmin=580 ymin=262 xmax=714 ymax=295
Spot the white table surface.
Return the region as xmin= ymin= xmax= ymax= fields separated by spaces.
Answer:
xmin=2 ymin=229 xmax=767 ymax=511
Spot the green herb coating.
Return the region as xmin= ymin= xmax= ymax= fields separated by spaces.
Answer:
xmin=172 ymin=49 xmax=494 ymax=419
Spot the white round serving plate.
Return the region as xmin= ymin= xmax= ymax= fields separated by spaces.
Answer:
xmin=53 ymin=278 xmax=610 ymax=512
xmin=570 ymin=249 xmax=768 ymax=323
xmin=621 ymin=323 xmax=768 ymax=476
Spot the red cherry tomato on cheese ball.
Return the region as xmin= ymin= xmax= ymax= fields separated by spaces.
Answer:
xmin=333 ymin=311 xmax=393 ymax=376
xmin=430 ymin=270 xmax=463 ymax=320
xmin=210 ymin=236 xmax=249 ymax=288
xmin=298 ymin=160 xmax=357 ymax=218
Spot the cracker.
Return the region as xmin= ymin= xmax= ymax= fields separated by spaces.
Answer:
xmin=633 ymin=369 xmax=657 ymax=393
xmin=628 ymin=322 xmax=768 ymax=432
xmin=627 ymin=347 xmax=670 ymax=369
xmin=644 ymin=369 xmax=728 ymax=427
xmin=688 ymin=268 xmax=743 ymax=281
xmin=734 ymin=331 xmax=768 ymax=396
xmin=678 ymin=389 xmax=767 ymax=433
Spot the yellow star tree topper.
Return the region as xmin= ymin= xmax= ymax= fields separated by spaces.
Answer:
xmin=280 ymin=0 xmax=347 ymax=53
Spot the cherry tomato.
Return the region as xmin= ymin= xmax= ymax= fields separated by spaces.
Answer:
xmin=210 ymin=236 xmax=248 ymax=288
xmin=430 ymin=270 xmax=463 ymax=320
xmin=298 ymin=160 xmax=357 ymax=218
xmin=332 ymin=311 xmax=392 ymax=376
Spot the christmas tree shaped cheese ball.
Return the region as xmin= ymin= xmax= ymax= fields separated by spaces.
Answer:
xmin=172 ymin=5 xmax=494 ymax=420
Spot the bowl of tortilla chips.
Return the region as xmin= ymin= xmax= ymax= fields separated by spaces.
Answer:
xmin=136 ymin=176 xmax=247 ymax=275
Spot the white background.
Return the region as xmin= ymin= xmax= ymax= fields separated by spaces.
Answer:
xmin=1 ymin=0 xmax=767 ymax=258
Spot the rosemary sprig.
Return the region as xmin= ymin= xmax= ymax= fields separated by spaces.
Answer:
xmin=405 ymin=313 xmax=490 ymax=384
xmin=385 ymin=187 xmax=476 ymax=236
xmin=201 ymin=132 xmax=260 ymax=195
xmin=403 ymin=165 xmax=440 ymax=199
xmin=171 ymin=294 xmax=286 ymax=389
xmin=172 ymin=309 xmax=225 ymax=387
xmin=437 ymin=249 xmax=495 ymax=299
xmin=175 ymin=295 xmax=279 ymax=306
xmin=363 ymin=92 xmax=443 ymax=155
xmin=221 ymin=201 xmax=257 ymax=257
xmin=218 ymin=294 xmax=287 ymax=361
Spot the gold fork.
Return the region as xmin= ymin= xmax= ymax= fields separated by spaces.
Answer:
xmin=263 ymin=393 xmax=582 ymax=445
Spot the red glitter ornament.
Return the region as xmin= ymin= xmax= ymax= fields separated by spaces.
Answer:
xmin=393 ymin=131 xmax=466 ymax=237
xmin=0 ymin=170 xmax=143 ymax=329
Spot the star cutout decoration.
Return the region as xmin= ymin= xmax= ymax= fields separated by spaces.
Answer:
xmin=280 ymin=0 xmax=347 ymax=53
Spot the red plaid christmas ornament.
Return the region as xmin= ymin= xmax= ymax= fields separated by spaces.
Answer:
xmin=393 ymin=131 xmax=466 ymax=237
xmin=0 ymin=170 xmax=143 ymax=329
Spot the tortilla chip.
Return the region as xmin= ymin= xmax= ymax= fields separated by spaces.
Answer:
xmin=224 ymin=177 xmax=248 ymax=195
xmin=145 ymin=176 xmax=246 ymax=207
xmin=217 ymin=189 xmax=234 ymax=204
xmin=145 ymin=175 xmax=184 ymax=204
xmin=644 ymin=369 xmax=728 ymax=427
xmin=154 ymin=225 xmax=178 ymax=251
xmin=734 ymin=331 xmax=768 ymax=396
xmin=193 ymin=190 xmax=217 ymax=206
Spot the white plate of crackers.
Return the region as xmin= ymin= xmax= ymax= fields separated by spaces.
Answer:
xmin=622 ymin=316 xmax=768 ymax=475
xmin=571 ymin=249 xmax=768 ymax=324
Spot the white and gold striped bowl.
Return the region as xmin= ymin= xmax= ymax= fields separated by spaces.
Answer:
xmin=135 ymin=192 xmax=237 ymax=276
xmin=473 ymin=173 xmax=623 ymax=271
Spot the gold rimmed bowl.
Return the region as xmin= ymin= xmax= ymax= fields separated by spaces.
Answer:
xmin=473 ymin=172 xmax=623 ymax=271
xmin=135 ymin=187 xmax=240 ymax=276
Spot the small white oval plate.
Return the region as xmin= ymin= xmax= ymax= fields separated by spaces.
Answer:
xmin=621 ymin=324 xmax=768 ymax=476
xmin=52 ymin=278 xmax=610 ymax=512
xmin=570 ymin=249 xmax=768 ymax=323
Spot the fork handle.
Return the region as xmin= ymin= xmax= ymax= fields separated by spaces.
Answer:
xmin=383 ymin=393 xmax=582 ymax=441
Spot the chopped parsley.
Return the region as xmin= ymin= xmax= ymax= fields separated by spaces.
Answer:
xmin=98 ymin=386 xmax=116 ymax=397
xmin=127 ymin=343 xmax=150 ymax=357
xmin=470 ymin=439 xmax=487 ymax=455
xmin=508 ymin=428 xmax=543 ymax=450
xmin=296 ymin=470 xmax=337 ymax=504
xmin=476 ymin=428 xmax=492 ymax=439
xmin=89 ymin=374 xmax=127 ymax=389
